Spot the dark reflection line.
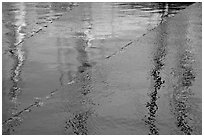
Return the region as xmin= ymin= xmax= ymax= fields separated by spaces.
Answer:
xmin=145 ymin=39 xmax=166 ymax=135
xmin=145 ymin=9 xmax=168 ymax=134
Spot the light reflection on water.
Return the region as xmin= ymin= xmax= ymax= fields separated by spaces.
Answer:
xmin=2 ymin=3 xmax=27 ymax=134
xmin=2 ymin=2 xmax=196 ymax=135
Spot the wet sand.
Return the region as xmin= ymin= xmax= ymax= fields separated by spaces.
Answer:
xmin=2 ymin=3 xmax=201 ymax=135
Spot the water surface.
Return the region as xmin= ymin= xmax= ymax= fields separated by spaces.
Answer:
xmin=2 ymin=2 xmax=200 ymax=135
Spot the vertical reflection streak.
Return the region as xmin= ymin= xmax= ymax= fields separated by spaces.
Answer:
xmin=9 ymin=3 xmax=26 ymax=102
xmin=64 ymin=38 xmax=93 ymax=135
xmin=3 ymin=3 xmax=27 ymax=134
xmin=169 ymin=15 xmax=195 ymax=134
xmin=171 ymin=51 xmax=195 ymax=134
xmin=145 ymin=5 xmax=168 ymax=134
xmin=64 ymin=4 xmax=94 ymax=134
xmin=56 ymin=37 xmax=65 ymax=86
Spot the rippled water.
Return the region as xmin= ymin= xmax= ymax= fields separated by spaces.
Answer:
xmin=2 ymin=2 xmax=201 ymax=135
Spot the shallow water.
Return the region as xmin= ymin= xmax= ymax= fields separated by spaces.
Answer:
xmin=2 ymin=2 xmax=201 ymax=135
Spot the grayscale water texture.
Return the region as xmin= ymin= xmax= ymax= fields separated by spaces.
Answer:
xmin=2 ymin=2 xmax=202 ymax=135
